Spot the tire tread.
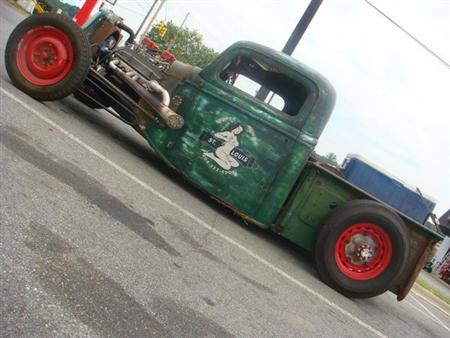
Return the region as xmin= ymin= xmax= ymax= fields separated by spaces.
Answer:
xmin=5 ymin=13 xmax=91 ymax=101
xmin=314 ymin=199 xmax=410 ymax=298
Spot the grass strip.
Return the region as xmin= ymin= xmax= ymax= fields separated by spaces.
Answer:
xmin=416 ymin=277 xmax=450 ymax=305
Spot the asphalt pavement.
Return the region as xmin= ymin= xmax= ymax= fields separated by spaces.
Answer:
xmin=1 ymin=2 xmax=449 ymax=337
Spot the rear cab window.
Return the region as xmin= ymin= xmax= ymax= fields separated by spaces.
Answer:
xmin=219 ymin=55 xmax=309 ymax=117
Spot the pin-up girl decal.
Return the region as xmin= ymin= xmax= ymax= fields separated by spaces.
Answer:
xmin=204 ymin=124 xmax=243 ymax=170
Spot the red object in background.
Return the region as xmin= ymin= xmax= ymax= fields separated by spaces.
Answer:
xmin=438 ymin=253 xmax=450 ymax=284
xmin=142 ymin=38 xmax=159 ymax=51
xmin=74 ymin=0 xmax=99 ymax=27
xmin=161 ymin=50 xmax=176 ymax=64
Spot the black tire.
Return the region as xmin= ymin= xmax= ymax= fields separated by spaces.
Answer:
xmin=5 ymin=13 xmax=91 ymax=101
xmin=314 ymin=199 xmax=410 ymax=298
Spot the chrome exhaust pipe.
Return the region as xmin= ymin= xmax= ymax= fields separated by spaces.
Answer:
xmin=108 ymin=59 xmax=184 ymax=129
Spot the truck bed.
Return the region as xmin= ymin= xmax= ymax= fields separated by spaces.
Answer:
xmin=276 ymin=160 xmax=443 ymax=300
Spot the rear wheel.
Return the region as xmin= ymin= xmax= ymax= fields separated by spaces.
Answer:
xmin=5 ymin=13 xmax=91 ymax=100
xmin=314 ymin=200 xmax=409 ymax=298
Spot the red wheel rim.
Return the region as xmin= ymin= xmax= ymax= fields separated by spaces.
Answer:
xmin=16 ymin=26 xmax=73 ymax=86
xmin=334 ymin=223 xmax=392 ymax=281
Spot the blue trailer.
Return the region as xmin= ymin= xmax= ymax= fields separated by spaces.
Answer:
xmin=341 ymin=154 xmax=436 ymax=224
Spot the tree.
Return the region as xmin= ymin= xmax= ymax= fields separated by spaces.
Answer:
xmin=146 ymin=21 xmax=218 ymax=68
xmin=314 ymin=152 xmax=339 ymax=167
xmin=43 ymin=0 xmax=79 ymax=17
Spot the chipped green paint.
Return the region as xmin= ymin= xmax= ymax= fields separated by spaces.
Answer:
xmin=279 ymin=162 xmax=443 ymax=251
xmin=144 ymin=41 xmax=335 ymax=226
xmin=279 ymin=163 xmax=369 ymax=250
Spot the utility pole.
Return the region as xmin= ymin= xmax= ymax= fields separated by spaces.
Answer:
xmin=139 ymin=0 xmax=167 ymax=43
xmin=281 ymin=0 xmax=323 ymax=55
xmin=256 ymin=0 xmax=323 ymax=101
xmin=135 ymin=0 xmax=159 ymax=39
xmin=166 ymin=12 xmax=190 ymax=51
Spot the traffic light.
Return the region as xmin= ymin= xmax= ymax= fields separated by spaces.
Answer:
xmin=157 ymin=20 xmax=164 ymax=32
xmin=157 ymin=20 xmax=167 ymax=38
xmin=160 ymin=26 xmax=168 ymax=38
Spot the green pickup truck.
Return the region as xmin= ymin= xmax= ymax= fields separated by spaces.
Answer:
xmin=5 ymin=11 xmax=442 ymax=300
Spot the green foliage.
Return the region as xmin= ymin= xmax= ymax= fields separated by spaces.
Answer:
xmin=43 ymin=0 xmax=79 ymax=17
xmin=314 ymin=152 xmax=339 ymax=167
xmin=147 ymin=21 xmax=218 ymax=68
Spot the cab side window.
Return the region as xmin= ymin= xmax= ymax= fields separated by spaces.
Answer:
xmin=219 ymin=56 xmax=307 ymax=116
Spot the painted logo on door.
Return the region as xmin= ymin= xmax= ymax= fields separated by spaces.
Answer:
xmin=200 ymin=124 xmax=255 ymax=172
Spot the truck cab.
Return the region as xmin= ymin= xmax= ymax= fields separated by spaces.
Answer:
xmin=145 ymin=41 xmax=335 ymax=226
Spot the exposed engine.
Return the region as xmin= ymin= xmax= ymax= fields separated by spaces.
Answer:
xmin=80 ymin=9 xmax=184 ymax=130
xmin=107 ymin=44 xmax=183 ymax=129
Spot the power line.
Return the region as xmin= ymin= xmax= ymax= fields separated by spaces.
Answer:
xmin=365 ymin=0 xmax=449 ymax=68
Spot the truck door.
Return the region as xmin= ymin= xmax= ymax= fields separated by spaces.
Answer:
xmin=145 ymin=45 xmax=318 ymax=225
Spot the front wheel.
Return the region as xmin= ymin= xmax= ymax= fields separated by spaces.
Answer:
xmin=5 ymin=13 xmax=91 ymax=101
xmin=314 ymin=200 xmax=410 ymax=298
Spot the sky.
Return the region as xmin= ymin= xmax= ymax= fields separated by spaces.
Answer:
xmin=66 ymin=0 xmax=449 ymax=217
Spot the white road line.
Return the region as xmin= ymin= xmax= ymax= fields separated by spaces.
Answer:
xmin=405 ymin=300 xmax=442 ymax=327
xmin=1 ymin=87 xmax=386 ymax=338
xmin=410 ymin=294 xmax=450 ymax=332
xmin=411 ymin=289 xmax=450 ymax=318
